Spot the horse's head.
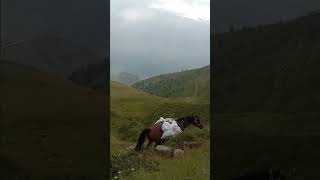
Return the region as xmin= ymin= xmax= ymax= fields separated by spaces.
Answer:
xmin=192 ymin=114 xmax=203 ymax=129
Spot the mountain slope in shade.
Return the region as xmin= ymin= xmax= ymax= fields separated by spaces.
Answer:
xmin=68 ymin=59 xmax=109 ymax=91
xmin=213 ymin=12 xmax=320 ymax=180
xmin=0 ymin=61 xmax=106 ymax=179
xmin=213 ymin=12 xmax=320 ymax=113
xmin=3 ymin=0 xmax=108 ymax=78
xmin=4 ymin=34 xmax=104 ymax=78
xmin=132 ymin=66 xmax=210 ymax=99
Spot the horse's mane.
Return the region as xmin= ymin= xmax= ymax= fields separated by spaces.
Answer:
xmin=176 ymin=115 xmax=194 ymax=130
xmin=177 ymin=115 xmax=196 ymax=121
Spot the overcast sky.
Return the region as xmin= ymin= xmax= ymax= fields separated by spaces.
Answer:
xmin=111 ymin=0 xmax=210 ymax=79
xmin=213 ymin=0 xmax=320 ymax=32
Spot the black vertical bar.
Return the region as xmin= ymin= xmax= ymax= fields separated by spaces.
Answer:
xmin=210 ymin=0 xmax=215 ymax=179
xmin=0 ymin=0 xmax=1 ymax=71
xmin=106 ymin=0 xmax=110 ymax=176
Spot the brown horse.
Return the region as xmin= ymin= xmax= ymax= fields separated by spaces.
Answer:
xmin=134 ymin=114 xmax=203 ymax=151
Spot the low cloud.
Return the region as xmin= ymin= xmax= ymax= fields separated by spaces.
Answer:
xmin=150 ymin=0 xmax=210 ymax=22
xmin=111 ymin=0 xmax=210 ymax=79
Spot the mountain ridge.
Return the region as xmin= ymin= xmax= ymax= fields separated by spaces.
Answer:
xmin=132 ymin=65 xmax=210 ymax=99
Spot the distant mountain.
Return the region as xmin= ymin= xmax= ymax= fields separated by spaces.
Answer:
xmin=213 ymin=12 xmax=320 ymax=113
xmin=111 ymin=72 xmax=140 ymax=85
xmin=68 ymin=59 xmax=109 ymax=92
xmin=3 ymin=0 xmax=108 ymax=78
xmin=68 ymin=61 xmax=139 ymax=90
xmin=132 ymin=66 xmax=210 ymax=98
xmin=3 ymin=33 xmax=104 ymax=78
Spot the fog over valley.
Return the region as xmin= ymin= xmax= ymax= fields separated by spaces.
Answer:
xmin=111 ymin=0 xmax=210 ymax=79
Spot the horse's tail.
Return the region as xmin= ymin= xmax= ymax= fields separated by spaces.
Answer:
xmin=134 ymin=128 xmax=151 ymax=152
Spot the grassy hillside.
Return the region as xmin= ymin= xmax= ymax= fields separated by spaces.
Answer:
xmin=213 ymin=12 xmax=320 ymax=113
xmin=214 ymin=112 xmax=320 ymax=180
xmin=0 ymin=61 xmax=107 ymax=179
xmin=110 ymin=81 xmax=210 ymax=179
xmin=213 ymin=12 xmax=320 ymax=179
xmin=132 ymin=66 xmax=210 ymax=99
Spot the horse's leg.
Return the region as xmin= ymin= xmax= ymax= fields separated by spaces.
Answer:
xmin=146 ymin=140 xmax=153 ymax=149
xmin=156 ymin=139 xmax=165 ymax=146
xmin=160 ymin=139 xmax=165 ymax=145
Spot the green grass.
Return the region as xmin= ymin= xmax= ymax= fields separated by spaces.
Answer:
xmin=110 ymin=81 xmax=210 ymax=179
xmin=0 ymin=62 xmax=107 ymax=179
xmin=130 ymin=143 xmax=210 ymax=180
xmin=111 ymin=81 xmax=210 ymax=143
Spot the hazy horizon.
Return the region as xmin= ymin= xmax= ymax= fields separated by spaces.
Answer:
xmin=111 ymin=0 xmax=210 ymax=79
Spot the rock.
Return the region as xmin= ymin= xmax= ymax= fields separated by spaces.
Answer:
xmin=156 ymin=145 xmax=173 ymax=152
xmin=155 ymin=145 xmax=173 ymax=157
xmin=183 ymin=141 xmax=202 ymax=149
xmin=173 ymin=149 xmax=184 ymax=158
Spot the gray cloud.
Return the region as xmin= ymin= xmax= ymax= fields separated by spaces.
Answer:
xmin=111 ymin=0 xmax=210 ymax=79
xmin=213 ymin=0 xmax=320 ymax=32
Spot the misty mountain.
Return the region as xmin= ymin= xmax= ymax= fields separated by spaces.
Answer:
xmin=213 ymin=12 xmax=320 ymax=113
xmin=3 ymin=34 xmax=104 ymax=77
xmin=2 ymin=0 xmax=108 ymax=77
xmin=133 ymin=65 xmax=210 ymax=98
xmin=111 ymin=72 xmax=140 ymax=85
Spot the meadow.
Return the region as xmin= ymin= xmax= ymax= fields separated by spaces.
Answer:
xmin=110 ymin=81 xmax=210 ymax=179
xmin=1 ymin=62 xmax=107 ymax=179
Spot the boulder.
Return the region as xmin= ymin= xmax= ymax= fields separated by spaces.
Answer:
xmin=156 ymin=145 xmax=173 ymax=152
xmin=155 ymin=145 xmax=173 ymax=157
xmin=173 ymin=149 xmax=184 ymax=158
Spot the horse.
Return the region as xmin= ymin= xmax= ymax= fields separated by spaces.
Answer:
xmin=134 ymin=114 xmax=203 ymax=151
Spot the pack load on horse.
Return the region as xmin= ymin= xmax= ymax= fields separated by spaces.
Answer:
xmin=154 ymin=117 xmax=182 ymax=139
xmin=134 ymin=114 xmax=203 ymax=152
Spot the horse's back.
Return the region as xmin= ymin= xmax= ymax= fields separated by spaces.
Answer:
xmin=148 ymin=123 xmax=163 ymax=141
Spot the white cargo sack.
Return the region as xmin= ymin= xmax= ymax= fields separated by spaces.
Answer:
xmin=155 ymin=117 xmax=182 ymax=139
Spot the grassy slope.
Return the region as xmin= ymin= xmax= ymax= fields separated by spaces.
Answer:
xmin=213 ymin=13 xmax=320 ymax=179
xmin=214 ymin=113 xmax=320 ymax=180
xmin=110 ymin=81 xmax=210 ymax=179
xmin=213 ymin=13 xmax=320 ymax=113
xmin=132 ymin=66 xmax=210 ymax=98
xmin=0 ymin=62 xmax=107 ymax=179
xmin=132 ymin=143 xmax=210 ymax=180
